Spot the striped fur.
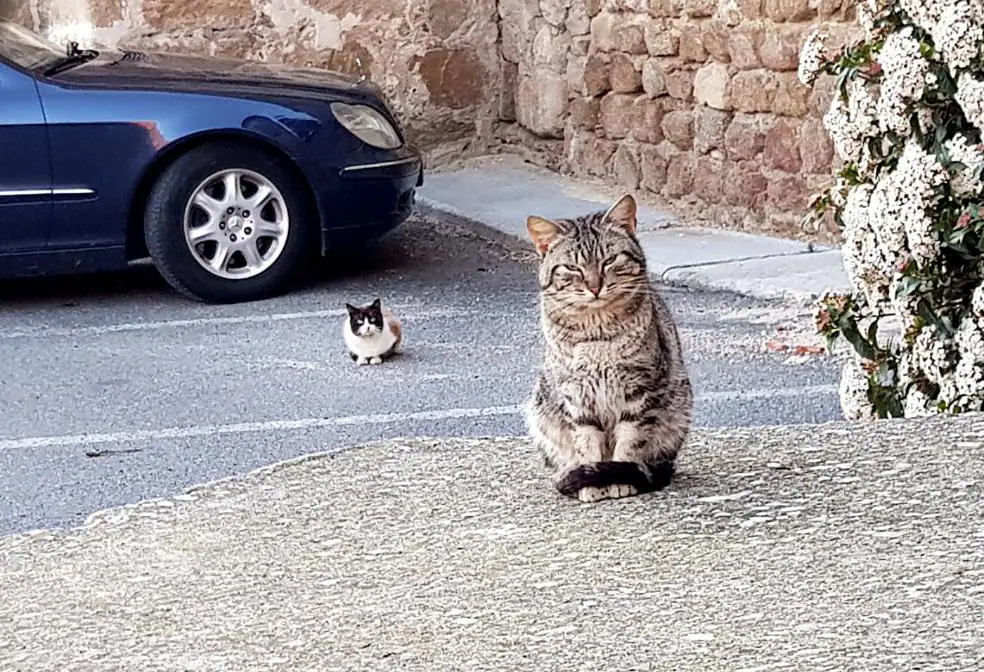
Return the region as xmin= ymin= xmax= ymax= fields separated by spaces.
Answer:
xmin=524 ymin=194 xmax=693 ymax=503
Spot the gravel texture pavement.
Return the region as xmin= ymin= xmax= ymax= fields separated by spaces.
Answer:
xmin=2 ymin=414 xmax=982 ymax=671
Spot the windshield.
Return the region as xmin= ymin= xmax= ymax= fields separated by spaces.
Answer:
xmin=0 ymin=20 xmax=67 ymax=71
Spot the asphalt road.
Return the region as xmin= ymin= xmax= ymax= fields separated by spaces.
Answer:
xmin=0 ymin=213 xmax=842 ymax=535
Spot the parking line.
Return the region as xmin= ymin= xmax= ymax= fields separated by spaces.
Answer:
xmin=0 ymin=384 xmax=840 ymax=451
xmin=0 ymin=405 xmax=527 ymax=451
xmin=0 ymin=306 xmax=514 ymax=340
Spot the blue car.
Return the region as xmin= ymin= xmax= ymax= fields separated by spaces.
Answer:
xmin=0 ymin=19 xmax=423 ymax=303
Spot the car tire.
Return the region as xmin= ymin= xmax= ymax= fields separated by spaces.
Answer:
xmin=144 ymin=141 xmax=314 ymax=304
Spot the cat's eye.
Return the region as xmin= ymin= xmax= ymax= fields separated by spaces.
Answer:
xmin=601 ymin=255 xmax=621 ymax=270
xmin=556 ymin=264 xmax=583 ymax=277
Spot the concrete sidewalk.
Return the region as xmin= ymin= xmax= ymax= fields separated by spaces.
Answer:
xmin=2 ymin=416 xmax=983 ymax=671
xmin=417 ymin=155 xmax=852 ymax=305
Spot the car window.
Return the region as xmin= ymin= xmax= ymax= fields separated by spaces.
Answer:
xmin=0 ymin=20 xmax=65 ymax=71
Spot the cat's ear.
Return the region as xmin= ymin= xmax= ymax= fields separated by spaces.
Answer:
xmin=344 ymin=303 xmax=358 ymax=315
xmin=603 ymin=194 xmax=637 ymax=236
xmin=526 ymin=216 xmax=562 ymax=256
xmin=371 ymin=298 xmax=381 ymax=310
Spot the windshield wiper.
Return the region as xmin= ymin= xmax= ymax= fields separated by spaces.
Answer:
xmin=42 ymin=41 xmax=99 ymax=76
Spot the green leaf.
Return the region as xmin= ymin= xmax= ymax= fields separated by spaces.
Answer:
xmin=840 ymin=319 xmax=879 ymax=361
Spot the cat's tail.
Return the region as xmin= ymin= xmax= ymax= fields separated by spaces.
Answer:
xmin=555 ymin=460 xmax=675 ymax=497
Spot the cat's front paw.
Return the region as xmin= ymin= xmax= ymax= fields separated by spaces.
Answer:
xmin=356 ymin=357 xmax=370 ymax=366
xmin=576 ymin=484 xmax=638 ymax=503
xmin=576 ymin=486 xmax=606 ymax=503
xmin=369 ymin=356 xmax=383 ymax=365
xmin=603 ymin=483 xmax=638 ymax=500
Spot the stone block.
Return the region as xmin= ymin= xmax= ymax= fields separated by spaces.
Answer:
xmin=590 ymin=12 xmax=617 ymax=51
xmin=645 ymin=20 xmax=679 ymax=55
xmin=647 ymin=0 xmax=680 ymax=18
xmin=760 ymin=25 xmax=802 ymax=71
xmin=678 ymin=26 xmax=707 ymax=62
xmin=662 ymin=109 xmax=694 ymax=150
xmin=739 ymin=0 xmax=763 ymax=18
xmin=533 ymin=23 xmax=572 ymax=74
xmin=611 ymin=53 xmax=643 ymax=93
xmin=570 ymin=96 xmax=601 ymax=129
xmin=567 ymin=2 xmax=592 ymax=34
xmin=693 ymin=155 xmax=725 ymax=203
xmin=642 ymin=58 xmax=668 ymax=96
xmin=694 ymin=106 xmax=730 ymax=154
xmin=599 ymin=93 xmax=638 ymax=139
xmin=569 ymin=130 xmax=617 ymax=176
xmin=418 ymin=47 xmax=487 ymax=110
xmin=724 ymin=113 xmax=767 ymax=160
xmin=428 ymin=0 xmax=472 ymax=39
xmin=639 ymin=145 xmax=669 ymax=192
xmin=772 ymin=72 xmax=810 ymax=117
xmin=701 ymin=20 xmax=731 ymax=62
xmin=767 ymin=174 xmax=808 ymax=211
xmin=665 ymin=152 xmax=697 ymax=197
xmin=612 ymin=144 xmax=642 ymax=189
xmin=729 ymin=70 xmax=777 ymax=113
xmin=800 ymin=118 xmax=834 ymax=173
xmin=631 ymin=96 xmax=664 ymax=143
xmin=687 ymin=0 xmax=717 ymax=17
xmin=614 ymin=21 xmax=649 ymax=54
xmin=517 ymin=68 xmax=569 ymax=138
xmin=764 ymin=118 xmax=802 ymax=173
xmin=666 ymin=67 xmax=694 ymax=100
xmin=499 ymin=60 xmax=519 ymax=122
xmin=764 ymin=0 xmax=813 ymax=21
xmin=693 ymin=62 xmax=730 ymax=110
xmin=141 ymin=0 xmax=255 ymax=29
xmin=541 ymin=0 xmax=568 ymax=26
xmin=584 ymin=54 xmax=612 ymax=96
xmin=728 ymin=25 xmax=763 ymax=70
xmin=724 ymin=160 xmax=768 ymax=207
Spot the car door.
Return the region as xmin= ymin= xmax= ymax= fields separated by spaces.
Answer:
xmin=0 ymin=60 xmax=52 ymax=254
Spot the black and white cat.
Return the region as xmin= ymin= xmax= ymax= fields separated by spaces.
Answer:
xmin=342 ymin=298 xmax=403 ymax=365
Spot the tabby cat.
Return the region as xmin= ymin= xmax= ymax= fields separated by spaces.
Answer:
xmin=524 ymin=194 xmax=693 ymax=503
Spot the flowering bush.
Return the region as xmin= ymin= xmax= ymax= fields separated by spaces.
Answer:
xmin=800 ymin=0 xmax=984 ymax=419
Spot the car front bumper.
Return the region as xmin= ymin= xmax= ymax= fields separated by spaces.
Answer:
xmin=318 ymin=145 xmax=423 ymax=249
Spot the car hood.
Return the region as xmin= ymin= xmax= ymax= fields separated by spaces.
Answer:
xmin=47 ymin=49 xmax=381 ymax=102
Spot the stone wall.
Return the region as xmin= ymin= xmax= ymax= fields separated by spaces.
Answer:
xmin=498 ymin=0 xmax=859 ymax=241
xmin=2 ymin=0 xmax=499 ymax=148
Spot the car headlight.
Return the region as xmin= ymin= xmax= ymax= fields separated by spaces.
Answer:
xmin=330 ymin=102 xmax=402 ymax=149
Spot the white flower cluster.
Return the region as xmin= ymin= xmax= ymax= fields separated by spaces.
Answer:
xmin=953 ymin=313 xmax=984 ymax=407
xmin=973 ymin=283 xmax=984 ymax=316
xmin=955 ymin=73 xmax=984 ymax=136
xmin=903 ymin=386 xmax=934 ymax=416
xmin=823 ymin=80 xmax=879 ymax=165
xmin=930 ymin=2 xmax=984 ymax=73
xmin=857 ymin=0 xmax=878 ymax=35
xmin=798 ymin=29 xmax=827 ymax=86
xmin=814 ymin=0 xmax=984 ymax=420
xmin=840 ymin=184 xmax=892 ymax=306
xmin=896 ymin=141 xmax=949 ymax=265
xmin=944 ymin=134 xmax=984 ymax=198
xmin=839 ymin=358 xmax=876 ymax=420
xmin=875 ymin=28 xmax=930 ymax=134
xmin=913 ymin=324 xmax=953 ymax=382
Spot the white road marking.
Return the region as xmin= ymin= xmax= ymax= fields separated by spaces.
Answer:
xmin=0 ymin=405 xmax=526 ymax=451
xmin=0 ymin=307 xmax=518 ymax=340
xmin=0 ymin=384 xmax=839 ymax=451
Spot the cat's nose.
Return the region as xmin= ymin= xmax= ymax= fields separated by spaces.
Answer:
xmin=586 ymin=279 xmax=602 ymax=296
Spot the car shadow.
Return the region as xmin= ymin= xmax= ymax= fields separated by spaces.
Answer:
xmin=0 ymin=231 xmax=423 ymax=309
